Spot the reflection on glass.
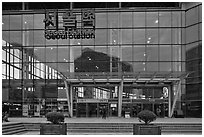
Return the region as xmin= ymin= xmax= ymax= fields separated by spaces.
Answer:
xmin=34 ymin=30 xmax=45 ymax=46
xmin=133 ymin=46 xmax=145 ymax=61
xmin=10 ymin=31 xmax=22 ymax=46
xmin=34 ymin=47 xmax=46 ymax=62
xmin=123 ymin=87 xmax=165 ymax=99
xmin=95 ymin=29 xmax=108 ymax=45
xmin=122 ymin=46 xmax=132 ymax=61
xmin=133 ymin=62 xmax=145 ymax=72
xmin=146 ymin=12 xmax=158 ymax=27
xmin=146 ymin=29 xmax=158 ymax=44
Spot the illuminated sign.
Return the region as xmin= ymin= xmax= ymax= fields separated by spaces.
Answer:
xmin=77 ymin=99 xmax=108 ymax=103
xmin=43 ymin=9 xmax=95 ymax=40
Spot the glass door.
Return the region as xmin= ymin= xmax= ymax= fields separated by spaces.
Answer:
xmin=88 ymin=103 xmax=97 ymax=117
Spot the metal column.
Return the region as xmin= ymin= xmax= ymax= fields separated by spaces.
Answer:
xmin=118 ymin=80 xmax=123 ymax=117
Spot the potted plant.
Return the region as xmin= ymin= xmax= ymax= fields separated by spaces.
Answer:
xmin=40 ymin=112 xmax=67 ymax=135
xmin=133 ymin=110 xmax=161 ymax=135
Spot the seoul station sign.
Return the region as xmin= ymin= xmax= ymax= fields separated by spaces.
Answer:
xmin=43 ymin=9 xmax=95 ymax=40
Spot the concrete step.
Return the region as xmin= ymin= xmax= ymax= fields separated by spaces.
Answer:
xmin=2 ymin=122 xmax=27 ymax=135
xmin=67 ymin=123 xmax=202 ymax=133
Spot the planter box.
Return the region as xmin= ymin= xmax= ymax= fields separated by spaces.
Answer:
xmin=133 ymin=124 xmax=161 ymax=135
xmin=40 ymin=123 xmax=67 ymax=135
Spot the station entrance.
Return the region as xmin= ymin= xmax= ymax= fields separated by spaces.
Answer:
xmin=72 ymin=84 xmax=170 ymax=118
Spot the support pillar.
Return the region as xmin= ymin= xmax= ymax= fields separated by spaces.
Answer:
xmin=64 ymin=80 xmax=71 ymax=117
xmin=170 ymin=81 xmax=181 ymax=117
xmin=70 ymin=85 xmax=73 ymax=117
xmin=168 ymin=85 xmax=171 ymax=117
xmin=118 ymin=80 xmax=123 ymax=117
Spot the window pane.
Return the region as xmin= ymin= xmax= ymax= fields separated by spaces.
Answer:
xmin=34 ymin=47 xmax=46 ymax=62
xmin=159 ymin=12 xmax=171 ymax=27
xmin=2 ymin=15 xmax=9 ymax=30
xmin=159 ymin=29 xmax=171 ymax=44
xmin=146 ymin=29 xmax=158 ymax=44
xmin=146 ymin=45 xmax=158 ymax=61
xmin=58 ymin=46 xmax=69 ymax=63
xmin=186 ymin=7 xmax=199 ymax=26
xmin=34 ymin=14 xmax=44 ymax=29
xmin=10 ymin=15 xmax=22 ymax=30
xmin=34 ymin=30 xmax=45 ymax=46
xmin=133 ymin=29 xmax=145 ymax=44
xmin=10 ymin=31 xmax=22 ymax=46
xmin=46 ymin=47 xmax=57 ymax=63
xmin=160 ymin=62 xmax=171 ymax=71
xmin=172 ymin=45 xmax=182 ymax=61
xmin=122 ymin=29 xmax=132 ymax=44
xmin=146 ymin=12 xmax=158 ymax=27
xmin=133 ymin=62 xmax=145 ymax=72
xmin=95 ymin=29 xmax=108 ymax=45
xmin=146 ymin=62 xmax=158 ymax=71
xmin=108 ymin=12 xmax=119 ymax=28
xmin=133 ymin=46 xmax=145 ymax=61
xmin=186 ymin=25 xmax=199 ymax=43
xmin=172 ymin=12 xmax=181 ymax=27
xmin=95 ymin=46 xmax=108 ymax=61
xmin=133 ymin=12 xmax=145 ymax=27
xmin=121 ymin=12 xmax=132 ymax=27
xmin=172 ymin=62 xmax=182 ymax=71
xmin=96 ymin=13 xmax=107 ymax=28
xmin=172 ymin=28 xmax=181 ymax=44
xmin=122 ymin=46 xmax=132 ymax=61
xmin=160 ymin=45 xmax=171 ymax=61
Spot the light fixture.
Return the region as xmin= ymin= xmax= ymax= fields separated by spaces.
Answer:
xmin=78 ymin=42 xmax=80 ymax=45
xmin=155 ymin=20 xmax=159 ymax=23
xmin=147 ymin=41 xmax=150 ymax=44
xmin=96 ymin=66 xmax=99 ymax=69
xmin=144 ymin=53 xmax=146 ymax=56
xmin=143 ymin=62 xmax=145 ymax=65
xmin=148 ymin=37 xmax=151 ymax=40
xmin=25 ymin=21 xmax=27 ymax=24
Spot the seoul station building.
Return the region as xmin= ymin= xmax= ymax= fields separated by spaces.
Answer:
xmin=2 ymin=2 xmax=202 ymax=118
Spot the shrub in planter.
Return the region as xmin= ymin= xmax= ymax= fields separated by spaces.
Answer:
xmin=137 ymin=110 xmax=157 ymax=125
xmin=40 ymin=112 xmax=67 ymax=135
xmin=46 ymin=112 xmax=65 ymax=124
xmin=133 ymin=110 xmax=161 ymax=135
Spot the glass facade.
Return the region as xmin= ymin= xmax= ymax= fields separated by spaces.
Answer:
xmin=2 ymin=2 xmax=202 ymax=118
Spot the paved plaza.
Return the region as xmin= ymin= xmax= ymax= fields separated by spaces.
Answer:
xmin=5 ymin=117 xmax=202 ymax=124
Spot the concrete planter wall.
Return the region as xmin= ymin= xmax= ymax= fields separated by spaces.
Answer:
xmin=40 ymin=123 xmax=67 ymax=135
xmin=133 ymin=124 xmax=161 ymax=135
